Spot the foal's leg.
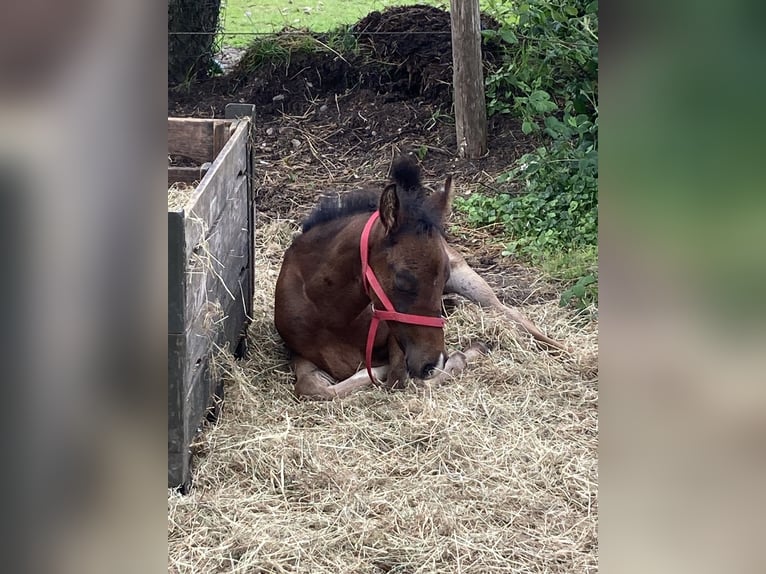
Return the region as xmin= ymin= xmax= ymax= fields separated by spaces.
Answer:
xmin=423 ymin=342 xmax=488 ymax=387
xmin=443 ymin=243 xmax=567 ymax=351
xmin=293 ymin=357 xmax=389 ymax=400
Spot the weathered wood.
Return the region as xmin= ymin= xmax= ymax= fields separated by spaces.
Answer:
xmin=213 ymin=120 xmax=228 ymax=159
xmin=168 ymin=166 xmax=205 ymax=187
xmin=183 ymin=177 xmax=249 ymax=337
xmin=168 ymin=118 xmax=233 ymax=164
xmin=182 ymin=263 xmax=251 ymax=383
xmin=221 ymin=265 xmax=252 ymax=354
xmin=168 ymin=211 xmax=186 ymax=335
xmin=240 ymin=108 xmax=255 ymax=340
xmin=168 ymin=332 xmax=191 ymax=489
xmin=226 ymin=106 xmax=257 ymax=337
xmin=167 ymin=112 xmax=255 ymax=490
xmin=225 ymin=103 xmax=256 ymax=121
xmin=450 ymin=0 xmax=488 ymax=158
xmin=182 ymin=120 xmax=249 ymax=259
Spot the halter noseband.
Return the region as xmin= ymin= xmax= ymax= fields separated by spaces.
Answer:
xmin=360 ymin=211 xmax=445 ymax=383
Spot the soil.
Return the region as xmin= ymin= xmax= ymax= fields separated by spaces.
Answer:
xmin=167 ymin=5 xmax=560 ymax=306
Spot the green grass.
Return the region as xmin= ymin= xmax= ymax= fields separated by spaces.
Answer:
xmin=220 ymin=0 xmax=449 ymax=47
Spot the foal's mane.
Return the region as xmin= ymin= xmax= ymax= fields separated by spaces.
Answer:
xmin=301 ymin=158 xmax=443 ymax=235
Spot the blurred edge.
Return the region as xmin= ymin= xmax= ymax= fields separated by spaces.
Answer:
xmin=2 ymin=0 xmax=765 ymax=572
xmin=601 ymin=1 xmax=766 ymax=573
xmin=0 ymin=1 xmax=167 ymax=573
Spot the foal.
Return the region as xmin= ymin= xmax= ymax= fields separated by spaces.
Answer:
xmin=274 ymin=157 xmax=563 ymax=400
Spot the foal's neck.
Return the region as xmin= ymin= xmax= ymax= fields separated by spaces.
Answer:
xmin=316 ymin=214 xmax=383 ymax=312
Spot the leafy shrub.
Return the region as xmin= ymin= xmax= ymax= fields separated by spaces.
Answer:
xmin=455 ymin=0 xmax=598 ymax=309
xmin=482 ymin=0 xmax=598 ymax=122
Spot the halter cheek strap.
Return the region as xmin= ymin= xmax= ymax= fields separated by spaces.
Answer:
xmin=360 ymin=211 xmax=445 ymax=383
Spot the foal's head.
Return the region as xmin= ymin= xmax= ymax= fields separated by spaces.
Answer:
xmin=369 ymin=156 xmax=453 ymax=379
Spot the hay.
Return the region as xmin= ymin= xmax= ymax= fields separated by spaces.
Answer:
xmin=168 ymin=182 xmax=197 ymax=211
xmin=168 ymin=215 xmax=598 ymax=573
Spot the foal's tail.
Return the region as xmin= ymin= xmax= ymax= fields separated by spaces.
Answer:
xmin=390 ymin=156 xmax=422 ymax=190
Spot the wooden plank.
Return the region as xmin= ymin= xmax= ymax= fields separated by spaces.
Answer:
xmin=230 ymin=107 xmax=256 ymax=334
xmin=243 ymin=113 xmax=256 ymax=330
xmin=183 ymin=176 xmax=250 ymax=335
xmin=168 ymin=211 xmax=186 ymax=335
xmin=182 ymin=120 xmax=249 ymax=259
xmin=221 ymin=265 xmax=253 ymax=352
xmin=168 ymin=166 xmax=203 ymax=187
xmin=213 ymin=120 xmax=228 ymax=159
xmin=168 ymin=118 xmax=234 ymax=164
xmin=225 ymin=103 xmax=256 ymax=121
xmin=183 ymin=334 xmax=212 ymax=458
xmin=187 ymin=248 xmax=250 ymax=360
xmin=243 ymin=192 xmax=255 ymax=332
xmin=182 ymin=263 xmax=252 ymax=380
xmin=450 ymin=0 xmax=487 ymax=158
xmin=168 ymin=118 xmax=214 ymax=163
xmin=168 ymin=332 xmax=190 ymax=488
xmin=180 ymin=265 xmax=251 ymax=465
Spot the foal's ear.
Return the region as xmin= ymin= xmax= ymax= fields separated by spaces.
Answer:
xmin=379 ymin=183 xmax=400 ymax=231
xmin=429 ymin=175 xmax=454 ymax=220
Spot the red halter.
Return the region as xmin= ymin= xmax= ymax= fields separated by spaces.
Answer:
xmin=360 ymin=211 xmax=445 ymax=383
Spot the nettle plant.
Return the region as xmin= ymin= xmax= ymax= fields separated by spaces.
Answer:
xmin=456 ymin=0 xmax=598 ymax=310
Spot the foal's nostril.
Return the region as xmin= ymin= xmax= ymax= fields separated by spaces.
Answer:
xmin=421 ymin=353 xmax=446 ymax=379
xmin=422 ymin=363 xmax=437 ymax=379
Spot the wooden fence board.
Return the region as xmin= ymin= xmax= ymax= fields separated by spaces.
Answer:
xmin=167 ymin=111 xmax=255 ymax=490
xmin=168 ymin=166 xmax=206 ymax=187
xmin=182 ymin=176 xmax=248 ymax=334
xmin=168 ymin=118 xmax=233 ymax=164
xmin=168 ymin=332 xmax=190 ymax=488
xmin=182 ymin=121 xmax=249 ymax=258
xmin=168 ymin=211 xmax=186 ymax=336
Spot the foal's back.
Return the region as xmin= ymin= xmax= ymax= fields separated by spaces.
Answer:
xmin=274 ymin=189 xmax=384 ymax=378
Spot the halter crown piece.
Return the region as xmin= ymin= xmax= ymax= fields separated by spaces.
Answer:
xmin=359 ymin=211 xmax=445 ymax=383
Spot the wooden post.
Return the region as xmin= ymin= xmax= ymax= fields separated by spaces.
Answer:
xmin=450 ymin=0 xmax=488 ymax=158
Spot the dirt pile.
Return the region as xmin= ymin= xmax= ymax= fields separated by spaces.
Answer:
xmin=168 ymin=4 xmax=505 ymax=118
xmin=353 ymin=4 xmax=501 ymax=100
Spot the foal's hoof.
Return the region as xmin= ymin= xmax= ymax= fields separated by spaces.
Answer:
xmin=464 ymin=341 xmax=490 ymax=362
xmin=534 ymin=338 xmax=569 ymax=355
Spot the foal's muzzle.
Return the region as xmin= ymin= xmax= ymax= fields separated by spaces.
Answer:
xmin=408 ymin=351 xmax=446 ymax=380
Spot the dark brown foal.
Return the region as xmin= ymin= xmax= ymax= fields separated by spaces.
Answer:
xmin=274 ymin=157 xmax=563 ymax=400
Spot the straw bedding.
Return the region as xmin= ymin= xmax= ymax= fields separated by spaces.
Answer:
xmin=168 ymin=182 xmax=197 ymax=211
xmin=168 ymin=217 xmax=598 ymax=573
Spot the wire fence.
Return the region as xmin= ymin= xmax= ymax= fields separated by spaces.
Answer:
xmin=168 ymin=1 xmax=595 ymax=84
xmin=167 ymin=30 xmax=595 ymax=50
xmin=168 ymin=4 xmax=594 ymax=46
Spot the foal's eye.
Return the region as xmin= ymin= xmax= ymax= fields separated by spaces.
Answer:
xmin=394 ymin=271 xmax=418 ymax=294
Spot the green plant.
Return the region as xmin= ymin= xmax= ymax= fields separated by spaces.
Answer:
xmin=459 ymin=0 xmax=598 ymax=310
xmin=424 ymin=109 xmax=452 ymax=131
xmin=559 ymin=273 xmax=597 ymax=311
xmin=234 ymin=34 xmax=316 ymax=74
xmin=483 ymin=0 xmax=598 ymax=122
xmin=322 ymin=24 xmax=358 ymax=55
